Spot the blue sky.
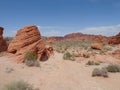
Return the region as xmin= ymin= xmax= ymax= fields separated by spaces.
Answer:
xmin=0 ymin=0 xmax=120 ymax=37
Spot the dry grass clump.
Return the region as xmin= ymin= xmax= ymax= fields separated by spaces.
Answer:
xmin=86 ymin=61 xmax=100 ymax=65
xmin=106 ymin=64 xmax=120 ymax=73
xmin=63 ymin=52 xmax=75 ymax=61
xmin=24 ymin=51 xmax=40 ymax=67
xmin=3 ymin=80 xmax=39 ymax=90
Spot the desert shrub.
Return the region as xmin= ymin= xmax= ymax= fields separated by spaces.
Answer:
xmin=86 ymin=61 xmax=100 ymax=65
xmin=4 ymin=80 xmax=38 ymax=90
xmin=24 ymin=51 xmax=37 ymax=60
xmin=92 ymin=68 xmax=108 ymax=78
xmin=106 ymin=64 xmax=120 ymax=73
xmin=86 ymin=61 xmax=94 ymax=65
xmin=94 ymin=62 xmax=100 ymax=65
xmin=104 ymin=46 xmax=112 ymax=51
xmin=100 ymin=68 xmax=108 ymax=77
xmin=99 ymin=50 xmax=106 ymax=55
xmin=63 ymin=52 xmax=75 ymax=61
xmin=92 ymin=68 xmax=101 ymax=77
xmin=24 ymin=51 xmax=40 ymax=67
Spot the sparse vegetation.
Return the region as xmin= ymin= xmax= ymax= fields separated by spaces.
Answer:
xmin=92 ymin=68 xmax=108 ymax=78
xmin=3 ymin=80 xmax=38 ymax=90
xmin=86 ymin=61 xmax=100 ymax=65
xmin=24 ymin=51 xmax=40 ymax=67
xmin=106 ymin=64 xmax=120 ymax=73
xmin=63 ymin=52 xmax=75 ymax=61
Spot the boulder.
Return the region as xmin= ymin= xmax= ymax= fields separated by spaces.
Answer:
xmin=8 ymin=25 xmax=53 ymax=63
xmin=0 ymin=27 xmax=7 ymax=52
xmin=91 ymin=43 xmax=103 ymax=50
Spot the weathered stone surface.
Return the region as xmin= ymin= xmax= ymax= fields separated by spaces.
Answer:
xmin=91 ymin=43 xmax=103 ymax=50
xmin=8 ymin=25 xmax=53 ymax=63
xmin=0 ymin=27 xmax=7 ymax=52
xmin=109 ymin=32 xmax=120 ymax=44
xmin=46 ymin=36 xmax=63 ymax=43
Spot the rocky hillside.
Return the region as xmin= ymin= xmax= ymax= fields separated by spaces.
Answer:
xmin=109 ymin=32 xmax=120 ymax=44
xmin=46 ymin=32 xmax=109 ymax=43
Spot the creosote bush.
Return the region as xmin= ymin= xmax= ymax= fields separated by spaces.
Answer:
xmin=106 ymin=64 xmax=120 ymax=73
xmin=63 ymin=52 xmax=75 ymax=61
xmin=86 ymin=61 xmax=100 ymax=65
xmin=4 ymin=80 xmax=39 ymax=90
xmin=92 ymin=68 xmax=108 ymax=78
xmin=24 ymin=51 xmax=40 ymax=67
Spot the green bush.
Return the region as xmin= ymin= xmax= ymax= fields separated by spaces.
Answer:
xmin=94 ymin=62 xmax=100 ymax=65
xmin=86 ymin=61 xmax=94 ymax=65
xmin=92 ymin=68 xmax=101 ymax=76
xmin=86 ymin=61 xmax=100 ymax=65
xmin=92 ymin=68 xmax=108 ymax=78
xmin=63 ymin=52 xmax=75 ymax=61
xmin=24 ymin=51 xmax=37 ymax=60
xmin=101 ymin=68 xmax=108 ymax=77
xmin=106 ymin=64 xmax=120 ymax=73
xmin=4 ymin=80 xmax=38 ymax=90
xmin=24 ymin=51 xmax=40 ymax=67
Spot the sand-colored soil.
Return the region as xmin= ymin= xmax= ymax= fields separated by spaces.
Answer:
xmin=0 ymin=52 xmax=120 ymax=90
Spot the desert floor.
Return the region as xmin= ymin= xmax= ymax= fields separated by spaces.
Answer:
xmin=0 ymin=52 xmax=120 ymax=90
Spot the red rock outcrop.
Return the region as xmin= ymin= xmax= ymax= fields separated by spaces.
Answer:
xmin=0 ymin=27 xmax=7 ymax=52
xmin=46 ymin=33 xmax=108 ymax=43
xmin=46 ymin=36 xmax=63 ymax=43
xmin=64 ymin=33 xmax=108 ymax=42
xmin=8 ymin=25 xmax=53 ymax=63
xmin=91 ymin=43 xmax=103 ymax=50
xmin=109 ymin=32 xmax=120 ymax=44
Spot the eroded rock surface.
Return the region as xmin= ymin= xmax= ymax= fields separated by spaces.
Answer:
xmin=8 ymin=25 xmax=53 ymax=63
xmin=0 ymin=27 xmax=7 ymax=52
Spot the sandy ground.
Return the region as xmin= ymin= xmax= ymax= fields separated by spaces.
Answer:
xmin=0 ymin=52 xmax=120 ymax=90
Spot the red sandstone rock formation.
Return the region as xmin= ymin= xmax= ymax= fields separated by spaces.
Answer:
xmin=46 ymin=36 xmax=63 ymax=43
xmin=64 ymin=33 xmax=108 ymax=42
xmin=109 ymin=32 xmax=120 ymax=44
xmin=91 ymin=43 xmax=103 ymax=50
xmin=0 ymin=27 xmax=7 ymax=52
xmin=8 ymin=25 xmax=53 ymax=63
xmin=46 ymin=32 xmax=108 ymax=43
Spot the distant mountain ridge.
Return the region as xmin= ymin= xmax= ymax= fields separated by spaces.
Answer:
xmin=46 ymin=32 xmax=109 ymax=43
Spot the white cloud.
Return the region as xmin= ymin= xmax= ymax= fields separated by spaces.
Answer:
xmin=37 ymin=25 xmax=63 ymax=36
xmin=80 ymin=24 xmax=120 ymax=36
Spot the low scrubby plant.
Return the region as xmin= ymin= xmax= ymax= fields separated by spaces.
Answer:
xmin=106 ymin=64 xmax=120 ymax=73
xmin=94 ymin=62 xmax=100 ymax=65
xmin=92 ymin=68 xmax=101 ymax=76
xmin=63 ymin=52 xmax=75 ymax=61
xmin=86 ymin=61 xmax=94 ymax=65
xmin=86 ymin=61 xmax=100 ymax=65
xmin=100 ymin=68 xmax=108 ymax=77
xmin=4 ymin=80 xmax=38 ymax=90
xmin=92 ymin=68 xmax=108 ymax=78
xmin=24 ymin=51 xmax=40 ymax=67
